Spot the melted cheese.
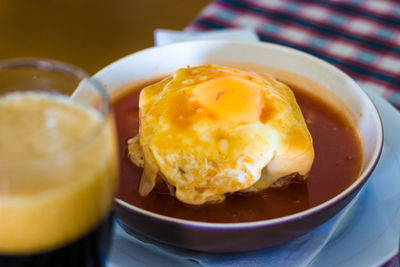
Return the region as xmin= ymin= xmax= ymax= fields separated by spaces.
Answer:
xmin=128 ymin=64 xmax=314 ymax=205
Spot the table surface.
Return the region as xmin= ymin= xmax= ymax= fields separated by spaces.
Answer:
xmin=0 ymin=0 xmax=210 ymax=74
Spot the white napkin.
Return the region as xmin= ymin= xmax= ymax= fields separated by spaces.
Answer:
xmin=107 ymin=29 xmax=363 ymax=267
xmin=154 ymin=28 xmax=259 ymax=46
xmin=109 ymin=200 xmax=357 ymax=267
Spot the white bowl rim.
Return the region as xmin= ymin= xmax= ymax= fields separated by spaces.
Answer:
xmin=97 ymin=39 xmax=384 ymax=229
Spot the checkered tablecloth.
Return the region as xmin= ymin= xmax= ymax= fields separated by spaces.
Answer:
xmin=187 ymin=0 xmax=400 ymax=111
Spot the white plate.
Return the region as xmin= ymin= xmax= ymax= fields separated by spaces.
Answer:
xmin=309 ymin=88 xmax=400 ymax=267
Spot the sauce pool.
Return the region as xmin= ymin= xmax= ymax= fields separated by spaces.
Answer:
xmin=112 ymin=75 xmax=362 ymax=223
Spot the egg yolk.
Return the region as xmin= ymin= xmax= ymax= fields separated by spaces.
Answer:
xmin=192 ymin=76 xmax=264 ymax=125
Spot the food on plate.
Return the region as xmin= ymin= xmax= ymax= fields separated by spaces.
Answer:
xmin=127 ymin=64 xmax=314 ymax=205
xmin=113 ymin=63 xmax=362 ymax=222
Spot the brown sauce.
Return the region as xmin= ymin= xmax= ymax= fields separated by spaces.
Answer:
xmin=112 ymin=71 xmax=362 ymax=223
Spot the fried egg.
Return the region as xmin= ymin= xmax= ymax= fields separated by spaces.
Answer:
xmin=128 ymin=64 xmax=314 ymax=205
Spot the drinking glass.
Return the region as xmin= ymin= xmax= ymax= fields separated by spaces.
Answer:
xmin=0 ymin=58 xmax=117 ymax=267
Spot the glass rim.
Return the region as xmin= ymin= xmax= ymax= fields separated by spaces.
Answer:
xmin=0 ymin=57 xmax=89 ymax=80
xmin=0 ymin=58 xmax=111 ymax=166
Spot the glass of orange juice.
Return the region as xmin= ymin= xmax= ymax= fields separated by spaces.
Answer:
xmin=0 ymin=58 xmax=117 ymax=267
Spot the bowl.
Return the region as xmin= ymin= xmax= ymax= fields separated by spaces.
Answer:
xmin=93 ymin=40 xmax=383 ymax=252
